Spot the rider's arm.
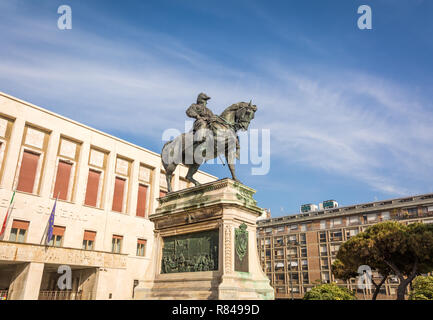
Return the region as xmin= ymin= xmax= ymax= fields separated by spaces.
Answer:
xmin=186 ymin=104 xmax=199 ymax=119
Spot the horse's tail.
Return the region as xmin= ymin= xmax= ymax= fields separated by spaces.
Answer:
xmin=161 ymin=140 xmax=173 ymax=167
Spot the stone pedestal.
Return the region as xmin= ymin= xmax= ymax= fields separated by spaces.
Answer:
xmin=135 ymin=178 xmax=274 ymax=300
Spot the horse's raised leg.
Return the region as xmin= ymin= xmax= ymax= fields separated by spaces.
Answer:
xmin=186 ymin=164 xmax=201 ymax=186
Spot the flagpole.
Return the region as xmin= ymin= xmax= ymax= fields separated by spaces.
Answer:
xmin=0 ymin=190 xmax=16 ymax=240
xmin=46 ymin=193 xmax=60 ymax=246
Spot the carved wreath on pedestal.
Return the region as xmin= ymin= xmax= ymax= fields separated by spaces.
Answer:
xmin=235 ymin=223 xmax=248 ymax=262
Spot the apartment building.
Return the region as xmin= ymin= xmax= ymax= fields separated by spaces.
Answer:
xmin=0 ymin=92 xmax=216 ymax=300
xmin=257 ymin=194 xmax=433 ymax=300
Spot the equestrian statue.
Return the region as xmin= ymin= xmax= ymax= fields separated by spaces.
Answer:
xmin=161 ymin=93 xmax=257 ymax=193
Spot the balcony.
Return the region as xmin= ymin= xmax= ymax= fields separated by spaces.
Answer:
xmin=38 ymin=291 xmax=84 ymax=300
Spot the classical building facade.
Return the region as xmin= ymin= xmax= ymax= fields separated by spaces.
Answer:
xmin=0 ymin=92 xmax=216 ymax=300
xmin=257 ymin=194 xmax=433 ymax=300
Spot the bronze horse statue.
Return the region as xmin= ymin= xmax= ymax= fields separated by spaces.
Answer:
xmin=161 ymin=101 xmax=257 ymax=193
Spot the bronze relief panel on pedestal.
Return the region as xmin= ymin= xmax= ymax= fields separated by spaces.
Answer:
xmin=161 ymin=229 xmax=219 ymax=274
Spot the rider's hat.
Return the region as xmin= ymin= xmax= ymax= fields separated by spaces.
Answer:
xmin=197 ymin=93 xmax=211 ymax=103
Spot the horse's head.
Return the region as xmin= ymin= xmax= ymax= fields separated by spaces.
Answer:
xmin=235 ymin=101 xmax=257 ymax=131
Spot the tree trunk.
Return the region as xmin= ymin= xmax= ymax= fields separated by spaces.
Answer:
xmin=384 ymin=259 xmax=418 ymax=300
xmin=396 ymin=281 xmax=407 ymax=300
xmin=372 ymin=276 xmax=388 ymax=300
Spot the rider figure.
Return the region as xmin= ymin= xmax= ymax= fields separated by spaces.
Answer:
xmin=186 ymin=93 xmax=217 ymax=144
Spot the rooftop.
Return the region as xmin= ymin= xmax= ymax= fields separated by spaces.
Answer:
xmin=257 ymin=193 xmax=433 ymax=227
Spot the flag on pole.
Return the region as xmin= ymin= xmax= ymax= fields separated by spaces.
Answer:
xmin=0 ymin=190 xmax=16 ymax=239
xmin=46 ymin=196 xmax=58 ymax=245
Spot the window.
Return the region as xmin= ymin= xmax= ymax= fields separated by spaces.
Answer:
xmin=331 ymin=218 xmax=342 ymax=227
xmin=112 ymin=177 xmax=126 ymax=212
xmin=302 ymin=272 xmax=309 ymax=284
xmin=136 ymin=184 xmax=149 ymax=218
xmin=330 ymin=231 xmax=343 ymax=242
xmin=348 ymin=215 xmax=360 ymax=225
xmin=299 ymin=234 xmax=306 ymax=245
xmin=300 ymin=224 xmax=307 ymax=232
xmin=275 ymin=237 xmax=283 ymax=246
xmin=138 ymin=164 xmax=153 ymax=216
xmin=47 ymin=226 xmax=65 ymax=247
xmin=83 ymin=230 xmax=96 ymax=250
xmin=321 ymin=259 xmax=331 ymax=272
xmin=53 ymin=161 xmax=73 ymax=201
xmin=0 ymin=116 xmax=13 ymax=181
xmin=287 ymin=248 xmax=297 ymax=257
xmin=15 ymin=126 xmax=49 ymax=194
xmin=289 ymin=260 xmax=298 ymax=271
xmin=346 ymin=228 xmax=359 ymax=239
xmin=321 ymin=258 xmax=329 ymax=270
xmin=52 ymin=138 xmax=81 ymax=201
xmin=300 ymin=247 xmax=307 ymax=257
xmin=85 ymin=148 xmax=108 ymax=208
xmin=301 ymin=260 xmax=308 ymax=270
xmin=321 ymin=272 xmax=330 ymax=283
xmin=85 ymin=169 xmax=101 ymax=207
xmin=367 ymin=213 xmax=377 ymax=222
xmin=9 ymin=220 xmax=29 ymax=243
xmin=112 ymin=157 xmax=132 ymax=213
xmin=274 ymin=262 xmax=284 ymax=271
xmin=330 ymin=244 xmax=340 ymax=255
xmin=381 ymin=212 xmax=390 ymax=221
xmin=290 ymin=224 xmax=298 ymax=231
xmin=319 ymin=220 xmax=327 ymax=230
xmin=407 ymin=208 xmax=418 ymax=215
xmin=287 ymin=235 xmax=297 ymax=245
xmin=276 ymin=226 xmax=285 ymax=233
xmin=137 ymin=239 xmax=147 ymax=256
xmin=16 ymin=150 xmax=40 ymax=193
xmin=112 ymin=235 xmax=123 ymax=253
xmin=320 ymin=245 xmax=328 ymax=256
xmin=319 ymin=232 xmax=327 ymax=243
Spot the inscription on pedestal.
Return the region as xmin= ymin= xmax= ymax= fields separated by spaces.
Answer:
xmin=161 ymin=229 xmax=219 ymax=274
xmin=235 ymin=223 xmax=249 ymax=272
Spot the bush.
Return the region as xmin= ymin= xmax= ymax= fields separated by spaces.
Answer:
xmin=303 ymin=283 xmax=356 ymax=300
xmin=409 ymin=276 xmax=433 ymax=300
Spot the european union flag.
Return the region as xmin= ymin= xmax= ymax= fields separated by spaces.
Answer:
xmin=46 ymin=198 xmax=58 ymax=245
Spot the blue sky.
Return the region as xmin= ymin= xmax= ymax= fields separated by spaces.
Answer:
xmin=1 ymin=0 xmax=433 ymax=216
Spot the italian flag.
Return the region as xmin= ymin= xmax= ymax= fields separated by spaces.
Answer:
xmin=0 ymin=190 xmax=16 ymax=239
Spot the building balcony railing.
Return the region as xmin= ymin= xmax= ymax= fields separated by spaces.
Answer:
xmin=38 ymin=291 xmax=84 ymax=300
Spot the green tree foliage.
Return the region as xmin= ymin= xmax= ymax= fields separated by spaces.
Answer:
xmin=332 ymin=231 xmax=392 ymax=300
xmin=409 ymin=276 xmax=433 ymax=300
xmin=333 ymin=221 xmax=433 ymax=300
xmin=303 ymin=283 xmax=356 ymax=300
